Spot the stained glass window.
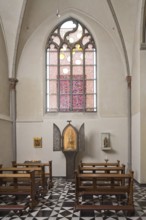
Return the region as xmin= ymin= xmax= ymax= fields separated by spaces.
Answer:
xmin=46 ymin=18 xmax=97 ymax=112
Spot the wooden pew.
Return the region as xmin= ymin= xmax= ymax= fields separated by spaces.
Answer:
xmin=40 ymin=161 xmax=52 ymax=188
xmin=79 ymin=160 xmax=120 ymax=169
xmin=78 ymin=160 xmax=125 ymax=186
xmin=0 ymin=205 xmax=26 ymax=212
xmin=78 ymin=164 xmax=125 ymax=174
xmin=0 ymin=166 xmax=46 ymax=195
xmin=74 ymin=170 xmax=134 ymax=213
xmin=12 ymin=160 xmax=53 ymax=189
xmin=0 ymin=171 xmax=39 ymax=210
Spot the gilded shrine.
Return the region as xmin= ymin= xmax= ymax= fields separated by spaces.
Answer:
xmin=53 ymin=121 xmax=85 ymax=180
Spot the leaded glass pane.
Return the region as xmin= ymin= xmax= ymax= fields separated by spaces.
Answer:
xmin=60 ymin=51 xmax=70 ymax=65
xmin=60 ymin=79 xmax=70 ymax=94
xmin=86 ymin=94 xmax=96 ymax=111
xmin=82 ymin=36 xmax=90 ymax=45
xmin=72 ymin=50 xmax=83 ymax=65
xmin=48 ymin=66 xmax=57 ymax=79
xmin=85 ymin=51 xmax=95 ymax=65
xmin=47 ymin=51 xmax=57 ymax=65
xmin=72 ymin=77 xmax=84 ymax=94
xmin=48 ymin=95 xmax=57 ymax=111
xmin=60 ymin=66 xmax=70 ymax=75
xmin=86 ymin=80 xmax=95 ymax=93
xmin=47 ymin=80 xmax=57 ymax=94
xmin=73 ymin=94 xmax=84 ymax=111
xmin=72 ymin=66 xmax=83 ymax=77
xmin=85 ymin=66 xmax=95 ymax=79
xmin=60 ymin=95 xmax=70 ymax=111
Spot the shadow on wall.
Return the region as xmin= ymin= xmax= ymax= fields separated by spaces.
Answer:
xmin=76 ymin=133 xmax=118 ymax=165
xmin=77 ymin=133 xmax=99 ymax=161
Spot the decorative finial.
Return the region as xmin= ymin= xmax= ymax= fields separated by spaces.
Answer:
xmin=67 ymin=120 xmax=72 ymax=124
xmin=126 ymin=75 xmax=132 ymax=88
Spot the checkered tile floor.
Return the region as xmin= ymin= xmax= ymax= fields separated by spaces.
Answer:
xmin=0 ymin=178 xmax=146 ymax=219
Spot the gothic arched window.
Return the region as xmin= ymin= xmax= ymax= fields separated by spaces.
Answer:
xmin=46 ymin=18 xmax=97 ymax=112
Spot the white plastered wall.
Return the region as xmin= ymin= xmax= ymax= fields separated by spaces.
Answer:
xmin=16 ymin=10 xmax=129 ymax=177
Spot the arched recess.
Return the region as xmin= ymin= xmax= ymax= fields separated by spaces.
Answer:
xmin=45 ymin=17 xmax=97 ymax=113
xmin=16 ymin=8 xmax=129 ymax=120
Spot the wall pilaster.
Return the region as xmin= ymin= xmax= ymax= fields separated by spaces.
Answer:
xmin=9 ymin=78 xmax=18 ymax=161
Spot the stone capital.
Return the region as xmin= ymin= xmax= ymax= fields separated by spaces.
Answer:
xmin=126 ymin=75 xmax=132 ymax=88
xmin=9 ymin=78 xmax=18 ymax=90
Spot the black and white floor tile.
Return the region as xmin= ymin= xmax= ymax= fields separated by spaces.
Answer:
xmin=0 ymin=178 xmax=146 ymax=220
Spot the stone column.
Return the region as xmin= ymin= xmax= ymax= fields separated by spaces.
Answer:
xmin=126 ymin=75 xmax=132 ymax=171
xmin=9 ymin=78 xmax=18 ymax=161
